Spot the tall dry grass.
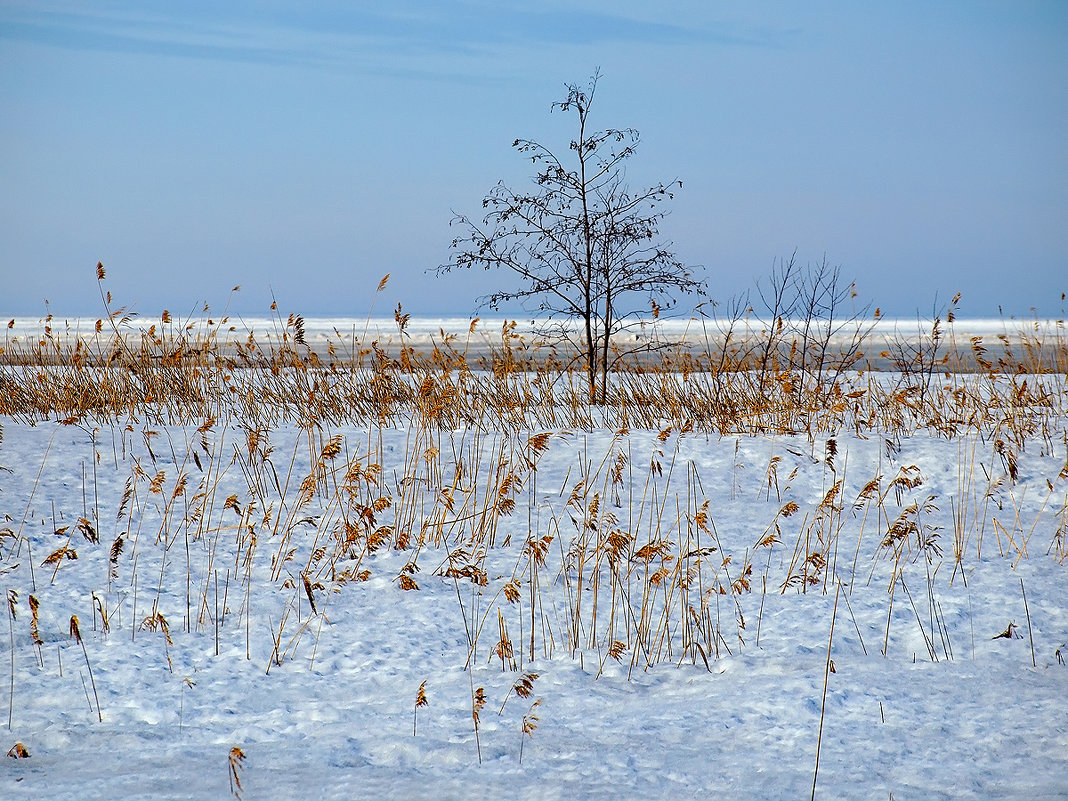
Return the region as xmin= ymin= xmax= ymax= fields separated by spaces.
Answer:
xmin=0 ymin=272 xmax=1065 ymax=767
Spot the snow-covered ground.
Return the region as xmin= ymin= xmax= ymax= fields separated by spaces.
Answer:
xmin=6 ymin=315 xmax=1066 ymax=372
xmin=1 ymin=410 xmax=1066 ymax=799
xmin=6 ymin=314 xmax=1059 ymax=344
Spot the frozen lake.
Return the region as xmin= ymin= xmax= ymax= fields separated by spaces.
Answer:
xmin=3 ymin=315 xmax=1065 ymax=371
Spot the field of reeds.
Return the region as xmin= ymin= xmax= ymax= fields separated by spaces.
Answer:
xmin=1 ymin=274 xmax=1066 ymax=799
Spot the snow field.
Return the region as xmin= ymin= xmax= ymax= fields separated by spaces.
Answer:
xmin=0 ymin=415 xmax=1066 ymax=800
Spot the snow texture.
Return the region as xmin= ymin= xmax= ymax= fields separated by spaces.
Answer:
xmin=0 ymin=414 xmax=1066 ymax=800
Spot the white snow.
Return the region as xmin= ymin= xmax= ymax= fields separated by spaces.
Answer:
xmin=1 ymin=383 xmax=1066 ymax=799
xmin=5 ymin=315 xmax=1063 ymax=361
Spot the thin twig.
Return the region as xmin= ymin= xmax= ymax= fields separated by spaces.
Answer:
xmin=811 ymin=582 xmax=841 ymax=801
xmin=1020 ymin=578 xmax=1036 ymax=668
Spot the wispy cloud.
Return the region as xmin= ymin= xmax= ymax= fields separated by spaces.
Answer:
xmin=0 ymin=1 xmax=790 ymax=74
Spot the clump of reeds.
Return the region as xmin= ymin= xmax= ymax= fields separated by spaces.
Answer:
xmin=1 ymin=269 xmax=1066 ymax=787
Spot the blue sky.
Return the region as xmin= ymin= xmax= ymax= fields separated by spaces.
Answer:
xmin=1 ymin=1 xmax=1065 ymax=319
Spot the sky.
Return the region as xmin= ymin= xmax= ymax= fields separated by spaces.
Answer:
xmin=1 ymin=1 xmax=1066 ymax=321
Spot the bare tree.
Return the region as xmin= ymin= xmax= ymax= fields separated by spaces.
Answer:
xmin=439 ymin=71 xmax=703 ymax=403
xmin=750 ymin=253 xmax=874 ymax=412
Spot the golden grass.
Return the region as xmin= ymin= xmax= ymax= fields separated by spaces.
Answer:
xmin=0 ymin=275 xmax=1066 ymax=767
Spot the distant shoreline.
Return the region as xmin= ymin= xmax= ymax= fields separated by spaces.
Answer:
xmin=3 ymin=315 xmax=1065 ymax=372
